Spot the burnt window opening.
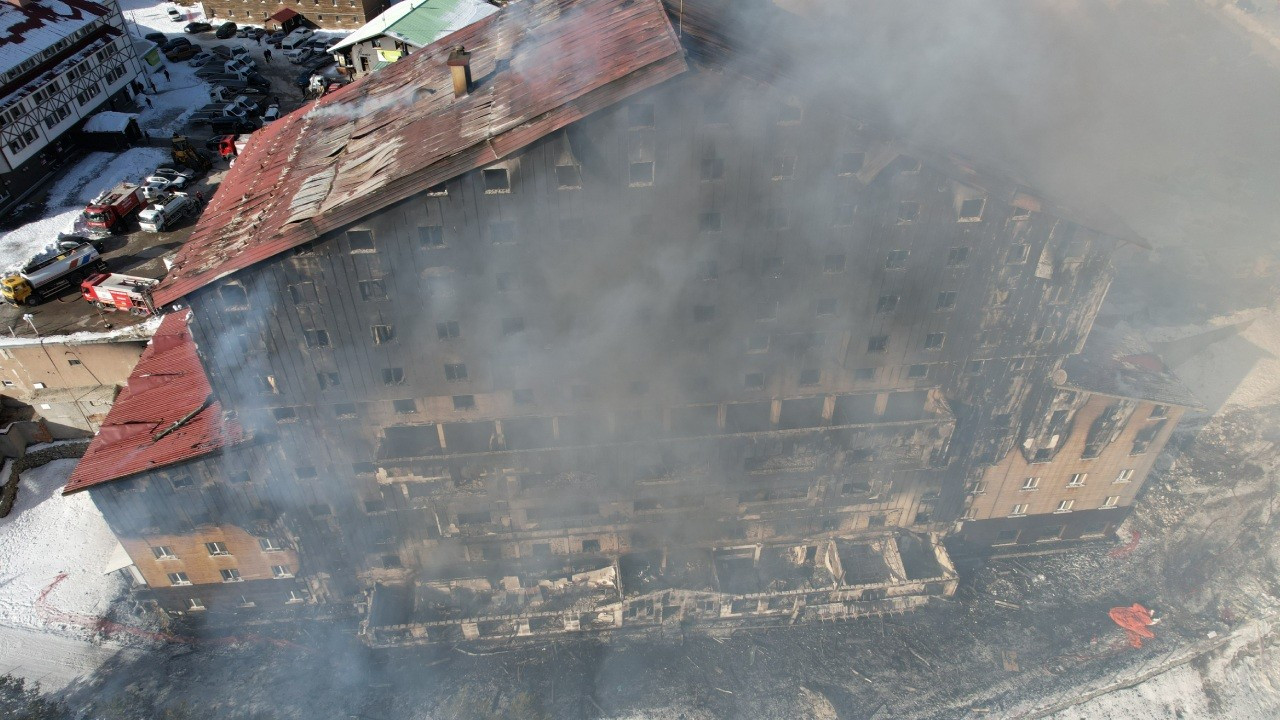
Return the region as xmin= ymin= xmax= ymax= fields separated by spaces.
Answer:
xmin=766 ymin=207 xmax=790 ymax=229
xmin=489 ymin=220 xmax=516 ymax=245
xmin=453 ymin=394 xmax=476 ymax=410
xmin=382 ymin=367 xmax=405 ymax=385
xmin=352 ymin=462 xmax=376 ymax=474
xmin=254 ymin=374 xmax=278 ymax=394
xmin=371 ymin=324 xmax=395 ymax=345
xmin=437 ymin=321 xmax=460 ymax=339
xmin=418 ymin=225 xmax=444 ymax=247
xmin=334 ymin=403 xmax=358 ymax=418
xmin=310 ymin=503 xmax=331 ymax=517
xmin=701 ymin=157 xmax=724 ymax=180
xmin=1032 ymin=326 xmax=1054 ymax=343
xmin=359 ymin=279 xmax=387 ymax=301
xmin=426 ymin=182 xmax=448 ymax=197
xmin=273 ymin=406 xmax=297 ymax=423
xmin=966 ymin=360 xmax=984 ymax=374
xmin=885 ymin=249 xmax=909 ymax=269
xmin=745 ymin=372 xmax=765 ymax=389
xmin=693 ymin=305 xmax=716 ymax=322
xmin=747 ymin=334 xmax=770 ymax=353
xmin=898 ymin=201 xmax=920 ymax=223
xmin=867 ymin=335 xmax=890 ymax=353
xmin=799 ymin=368 xmax=821 ymax=386
xmin=444 ymin=363 xmax=468 ymax=382
xmin=837 ymin=151 xmax=865 ymax=175
xmin=628 ymin=103 xmax=654 ymax=128
xmin=482 ymin=168 xmax=510 ymax=193
xmin=364 ymin=499 xmax=386 ymax=513
xmin=854 ymin=367 xmax=876 ymax=382
xmin=288 ymin=282 xmax=315 ymax=304
xmin=762 ymin=257 xmax=783 ymax=277
xmin=958 ymin=198 xmax=986 ymax=222
xmin=925 ymin=332 xmax=946 ymax=350
xmin=876 ymin=294 xmax=899 ymax=313
xmin=824 ymin=254 xmax=847 ymax=273
xmin=1007 ymin=244 xmax=1030 ymax=264
xmin=815 ymin=298 xmax=837 ymax=317
xmin=1065 ymin=237 xmax=1091 ymax=260
xmin=936 ymin=291 xmax=957 ymax=310
xmin=629 ymin=161 xmax=655 ymax=186
xmin=699 ymin=212 xmax=722 ymax=232
xmin=698 ymin=260 xmax=719 ymax=280
xmin=219 ymin=282 xmax=249 ymax=310
xmin=834 ymin=203 xmax=855 ymax=226
xmin=347 ymin=230 xmax=375 ymax=253
xmin=1149 ymin=404 xmax=1169 ymax=419
xmin=907 ymin=364 xmax=928 ymax=379
xmin=757 ymin=299 xmax=780 ymax=321
xmin=512 ymin=388 xmax=534 ymax=405
xmin=947 ymin=246 xmax=971 ymax=266
xmin=393 ymin=399 xmax=417 ymax=414
xmin=1033 ymin=448 xmax=1053 ymax=462
xmin=772 ymin=155 xmax=796 ymax=179
xmin=304 ymin=329 xmax=330 ymax=348
xmin=1011 ymin=206 xmax=1032 ymax=220
xmin=581 ymin=539 xmax=602 ymax=554
xmin=555 ymin=164 xmax=582 ymax=189
xmin=169 ymin=473 xmax=194 ymax=489
xmin=501 ymin=317 xmax=525 ymax=335
xmin=317 ymin=372 xmax=340 ymax=390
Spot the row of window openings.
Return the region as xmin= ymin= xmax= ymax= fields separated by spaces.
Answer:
xmin=152 ymin=538 xmax=284 ymax=559
xmin=184 ymin=591 xmax=307 ymax=612
xmin=1012 ymin=470 xmax=1134 ymax=491
xmin=167 ymin=565 xmax=293 ymax=586
xmin=1008 ymin=497 xmax=1120 ymax=517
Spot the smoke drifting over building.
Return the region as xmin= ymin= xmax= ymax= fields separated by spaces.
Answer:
xmin=62 ymin=0 xmax=1197 ymax=643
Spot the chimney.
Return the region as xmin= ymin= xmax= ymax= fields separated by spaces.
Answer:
xmin=447 ymin=45 xmax=472 ymax=98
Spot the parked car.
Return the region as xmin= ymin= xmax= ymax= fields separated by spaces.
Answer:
xmin=184 ymin=21 xmax=212 ymax=33
xmin=244 ymin=72 xmax=272 ymax=90
xmin=161 ymin=36 xmax=191 ymax=52
xmin=188 ymin=52 xmax=214 ymax=67
xmin=152 ymin=166 xmax=198 ymax=187
xmin=267 ymin=30 xmax=286 ymax=47
xmin=285 ymin=47 xmax=313 ymax=65
xmin=204 ymin=134 xmax=232 ymax=153
xmin=167 ymin=7 xmax=183 ymax=21
xmin=144 ymin=31 xmax=167 ymax=44
xmin=244 ymin=27 xmax=266 ymax=40
xmin=165 ymin=44 xmax=199 ymax=61
xmin=140 ymin=176 xmax=174 ymax=200
xmin=262 ymin=103 xmax=280 ymax=122
xmin=209 ymin=116 xmax=259 ymax=135
xmin=215 ymin=22 xmax=237 ymax=39
xmin=211 ymin=44 xmax=250 ymax=60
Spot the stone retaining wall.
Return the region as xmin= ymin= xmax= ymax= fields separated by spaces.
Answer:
xmin=0 ymin=440 xmax=91 ymax=518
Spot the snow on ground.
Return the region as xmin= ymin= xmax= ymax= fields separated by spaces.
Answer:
xmin=0 ymin=457 xmax=125 ymax=634
xmin=1144 ymin=306 xmax=1280 ymax=413
xmin=0 ymin=146 xmax=169 ymax=272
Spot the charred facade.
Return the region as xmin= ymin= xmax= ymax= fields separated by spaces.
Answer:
xmin=66 ymin=0 xmax=1195 ymax=641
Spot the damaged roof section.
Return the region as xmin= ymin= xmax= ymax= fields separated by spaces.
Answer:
xmin=1058 ymin=326 xmax=1204 ymax=410
xmin=152 ymin=0 xmax=687 ymax=306
xmin=63 ymin=310 xmax=246 ymax=494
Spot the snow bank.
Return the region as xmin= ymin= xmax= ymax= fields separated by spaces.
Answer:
xmin=1146 ymin=307 xmax=1280 ymax=414
xmin=0 ymin=146 xmax=168 ymax=272
xmin=0 ymin=457 xmax=126 ymax=636
xmin=82 ymin=111 xmax=138 ymax=134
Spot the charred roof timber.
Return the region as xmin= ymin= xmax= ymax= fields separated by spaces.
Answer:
xmin=447 ymin=45 xmax=472 ymax=98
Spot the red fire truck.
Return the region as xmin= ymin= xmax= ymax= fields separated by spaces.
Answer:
xmin=81 ymin=182 xmax=145 ymax=237
xmin=80 ymin=273 xmax=158 ymax=315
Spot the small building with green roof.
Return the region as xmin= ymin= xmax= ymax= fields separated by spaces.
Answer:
xmin=330 ymin=0 xmax=497 ymax=79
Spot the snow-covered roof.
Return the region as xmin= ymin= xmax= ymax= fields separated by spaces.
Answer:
xmin=328 ymin=0 xmax=496 ymax=54
xmin=0 ymin=0 xmax=109 ymax=79
xmin=81 ymin=110 xmax=136 ymax=132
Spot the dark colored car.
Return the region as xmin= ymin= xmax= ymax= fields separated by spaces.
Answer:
xmin=160 ymin=36 xmax=192 ymax=52
xmin=215 ymin=22 xmax=237 ymax=39
xmin=184 ymin=21 xmax=212 ymax=33
xmin=267 ymin=30 xmax=286 ymax=47
xmin=144 ymin=31 xmax=166 ymax=44
xmin=245 ymin=72 xmax=271 ymax=90
xmin=165 ymin=44 xmax=200 ymax=61
xmin=209 ymin=116 xmax=258 ymax=135
xmin=204 ymin=134 xmax=232 ymax=153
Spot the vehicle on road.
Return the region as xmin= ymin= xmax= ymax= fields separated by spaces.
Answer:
xmin=81 ymin=273 xmax=158 ymax=315
xmin=188 ymin=52 xmax=214 ymax=67
xmin=167 ymin=7 xmax=183 ymax=21
xmin=2 ymin=238 xmax=107 ymax=306
xmin=144 ymin=31 xmax=166 ymax=44
xmin=161 ymin=36 xmax=192 ymax=52
xmin=165 ymin=44 xmax=199 ymax=61
xmin=141 ymin=176 xmax=174 ymax=199
xmin=215 ymin=22 xmax=237 ymax=39
xmin=138 ymin=192 xmax=199 ymax=233
xmin=152 ymin=166 xmax=198 ymax=187
xmin=82 ymin=182 xmax=145 ymax=237
xmin=185 ymin=21 xmax=212 ymax=33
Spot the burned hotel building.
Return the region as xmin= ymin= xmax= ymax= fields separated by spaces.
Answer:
xmin=63 ymin=0 xmax=1196 ymax=641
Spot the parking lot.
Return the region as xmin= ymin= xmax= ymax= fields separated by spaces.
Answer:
xmin=0 ymin=21 xmax=347 ymax=340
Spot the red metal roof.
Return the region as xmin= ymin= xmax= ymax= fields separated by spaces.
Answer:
xmin=63 ymin=311 xmax=246 ymax=494
xmin=152 ymin=0 xmax=687 ymax=307
xmin=268 ymin=7 xmax=300 ymax=22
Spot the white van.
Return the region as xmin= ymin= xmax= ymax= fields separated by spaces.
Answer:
xmin=280 ymin=28 xmax=314 ymax=52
